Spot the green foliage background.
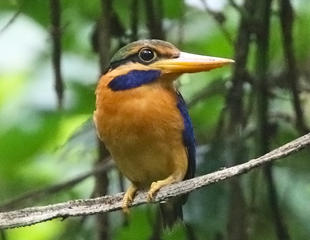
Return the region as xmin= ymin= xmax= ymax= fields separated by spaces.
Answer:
xmin=0 ymin=0 xmax=310 ymax=239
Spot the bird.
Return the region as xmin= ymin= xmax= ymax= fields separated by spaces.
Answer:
xmin=94 ymin=39 xmax=233 ymax=228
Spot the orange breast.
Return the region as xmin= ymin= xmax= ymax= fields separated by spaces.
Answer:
xmin=94 ymin=72 xmax=188 ymax=188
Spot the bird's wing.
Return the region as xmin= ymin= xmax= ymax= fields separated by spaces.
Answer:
xmin=160 ymin=91 xmax=196 ymax=227
xmin=176 ymin=91 xmax=196 ymax=180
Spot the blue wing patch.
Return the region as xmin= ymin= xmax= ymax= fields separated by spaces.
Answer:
xmin=176 ymin=91 xmax=196 ymax=180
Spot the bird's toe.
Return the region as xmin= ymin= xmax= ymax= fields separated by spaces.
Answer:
xmin=122 ymin=184 xmax=138 ymax=213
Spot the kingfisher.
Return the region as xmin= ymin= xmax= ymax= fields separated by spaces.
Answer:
xmin=94 ymin=39 xmax=233 ymax=228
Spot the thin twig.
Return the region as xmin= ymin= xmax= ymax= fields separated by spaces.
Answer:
xmin=224 ymin=0 xmax=255 ymax=132
xmin=144 ymin=0 xmax=165 ymax=39
xmin=0 ymin=7 xmax=22 ymax=34
xmin=200 ymin=0 xmax=234 ymax=45
xmin=0 ymin=160 xmax=113 ymax=212
xmin=177 ymin=0 xmax=185 ymax=47
xmin=49 ymin=0 xmax=64 ymax=109
xmin=1 ymin=132 xmax=309 ymax=229
xmin=130 ymin=0 xmax=139 ymax=41
xmin=187 ymin=78 xmax=227 ymax=109
xmin=227 ymin=0 xmax=251 ymax=21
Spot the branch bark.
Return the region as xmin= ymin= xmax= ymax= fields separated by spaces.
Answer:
xmin=1 ymin=132 xmax=310 ymax=229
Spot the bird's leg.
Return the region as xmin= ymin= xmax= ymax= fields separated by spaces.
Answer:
xmin=147 ymin=176 xmax=177 ymax=202
xmin=122 ymin=184 xmax=138 ymax=214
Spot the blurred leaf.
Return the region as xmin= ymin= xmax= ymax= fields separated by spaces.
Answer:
xmin=115 ymin=208 xmax=153 ymax=240
xmin=163 ymin=0 xmax=184 ymax=19
xmin=67 ymin=82 xmax=96 ymax=114
xmin=190 ymin=94 xmax=225 ymax=142
xmin=7 ymin=221 xmax=65 ymax=240
xmin=0 ymin=111 xmax=62 ymax=165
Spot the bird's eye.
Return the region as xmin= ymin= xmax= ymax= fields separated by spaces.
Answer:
xmin=139 ymin=48 xmax=156 ymax=62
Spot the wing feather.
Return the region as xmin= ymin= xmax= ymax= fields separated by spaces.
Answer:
xmin=176 ymin=91 xmax=196 ymax=180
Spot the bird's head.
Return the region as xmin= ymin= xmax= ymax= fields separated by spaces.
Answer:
xmin=103 ymin=39 xmax=234 ymax=91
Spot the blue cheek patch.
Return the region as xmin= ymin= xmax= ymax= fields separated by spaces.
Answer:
xmin=108 ymin=70 xmax=161 ymax=91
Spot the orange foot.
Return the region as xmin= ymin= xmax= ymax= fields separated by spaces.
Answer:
xmin=122 ymin=184 xmax=138 ymax=214
xmin=147 ymin=176 xmax=176 ymax=202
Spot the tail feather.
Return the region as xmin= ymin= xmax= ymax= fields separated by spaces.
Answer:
xmin=159 ymin=198 xmax=183 ymax=230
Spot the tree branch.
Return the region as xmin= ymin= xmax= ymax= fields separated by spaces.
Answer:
xmin=1 ymin=133 xmax=310 ymax=229
xmin=96 ymin=1 xmax=113 ymax=238
xmin=279 ymin=0 xmax=309 ymax=134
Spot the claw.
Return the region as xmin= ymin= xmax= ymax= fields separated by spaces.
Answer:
xmin=122 ymin=184 xmax=138 ymax=213
xmin=147 ymin=177 xmax=175 ymax=202
xmin=122 ymin=196 xmax=131 ymax=214
xmin=147 ymin=181 xmax=160 ymax=202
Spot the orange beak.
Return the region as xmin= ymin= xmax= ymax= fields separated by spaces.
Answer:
xmin=151 ymin=52 xmax=234 ymax=74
